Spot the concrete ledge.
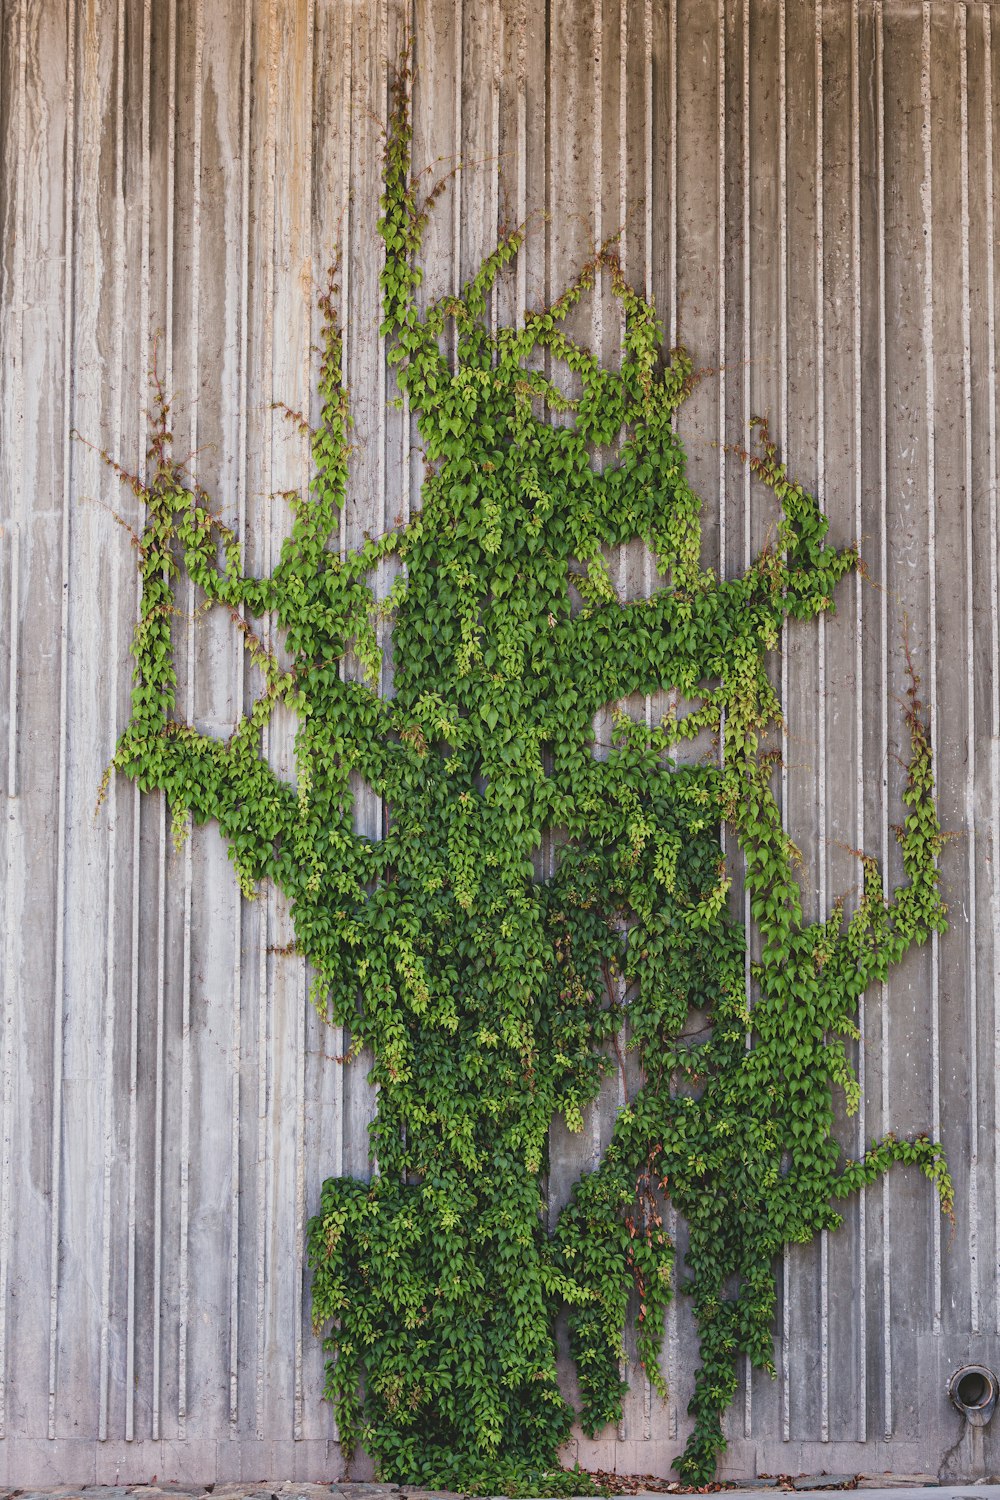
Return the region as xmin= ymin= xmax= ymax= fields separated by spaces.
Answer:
xmin=1 ymin=1483 xmax=1000 ymax=1500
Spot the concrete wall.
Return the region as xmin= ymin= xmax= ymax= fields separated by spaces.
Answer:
xmin=1 ymin=0 xmax=999 ymax=1484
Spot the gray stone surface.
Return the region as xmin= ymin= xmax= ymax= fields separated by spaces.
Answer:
xmin=398 ymin=1491 xmax=462 ymax=1500
xmin=3 ymin=0 xmax=1000 ymax=1487
xmin=856 ymin=1484 xmax=939 ymax=1492
xmin=276 ymin=1488 xmax=342 ymax=1500
xmin=334 ymin=1489 xmax=399 ymax=1500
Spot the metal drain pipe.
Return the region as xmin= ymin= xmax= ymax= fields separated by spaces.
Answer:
xmin=948 ymin=1364 xmax=999 ymax=1428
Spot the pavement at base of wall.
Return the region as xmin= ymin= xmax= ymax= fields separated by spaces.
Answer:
xmin=4 ymin=1480 xmax=1000 ymax=1500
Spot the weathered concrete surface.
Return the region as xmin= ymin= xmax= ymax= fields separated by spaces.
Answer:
xmin=2 ymin=0 xmax=1000 ymax=1486
xmin=2 ymin=1484 xmax=1000 ymax=1500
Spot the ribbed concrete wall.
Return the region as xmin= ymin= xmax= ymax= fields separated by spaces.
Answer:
xmin=1 ymin=0 xmax=999 ymax=1484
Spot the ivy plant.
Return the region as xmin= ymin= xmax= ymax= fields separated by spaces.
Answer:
xmin=111 ymin=63 xmax=951 ymax=1493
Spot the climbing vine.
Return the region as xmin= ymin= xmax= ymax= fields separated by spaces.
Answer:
xmin=111 ymin=62 xmax=951 ymax=1493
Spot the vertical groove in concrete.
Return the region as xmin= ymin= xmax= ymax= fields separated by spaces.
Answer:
xmin=593 ymin=0 xmax=603 ymax=389
xmin=643 ymin=0 xmax=651 ymax=304
xmin=609 ymin=1 xmax=626 ymax=1376
xmin=164 ymin=0 xmax=178 ymax=399
xmin=514 ymin=0 xmax=526 ymax=325
xmin=704 ymin=0 xmax=732 ymax=1442
xmin=48 ymin=0 xmax=78 ymax=1445
xmin=151 ymin=792 xmax=167 ymax=1443
xmin=254 ymin=0 xmax=280 ymax=1438
xmin=177 ymin=0 xmax=206 ymax=1434
xmin=542 ymin=0 xmax=552 ymax=918
xmin=152 ymin=799 xmax=167 ymax=1443
xmin=125 ymin=0 xmax=154 ymax=1441
xmin=452 ymin=0 xmax=463 ymax=365
xmin=125 ymin=758 xmax=141 ymax=1435
xmin=919 ymin=0 xmax=943 ymax=1339
xmin=740 ymin=0 xmax=753 ymax=1443
xmin=850 ymin=0 xmax=867 ymax=1444
xmin=717 ymin=0 xmax=726 ymax=590
xmin=665 ymin=1 xmax=679 ymax=1438
xmin=594 ymin=1 xmax=613 ymax=1287
xmin=958 ymin=0 xmax=979 ymax=1341
xmin=741 ymin=0 xmax=750 ymax=572
xmin=671 ymin=0 xmax=680 ymax=345
xmin=875 ymin=0 xmax=893 ymax=1440
xmin=231 ymin=7 xmax=253 ymax=1350
xmin=152 ymin=0 xmax=180 ymax=1440
xmin=814 ymin=0 xmax=829 ymax=1444
xmin=619 ymin=0 xmax=627 ymax=288
xmin=331 ymin=0 xmax=354 ymax=1242
xmin=228 ymin=3 xmax=253 ymax=1433
xmin=97 ymin=0 xmax=128 ymax=1445
xmin=294 ymin=938 xmax=308 ymax=1441
xmin=293 ymin=0 xmax=318 ymax=1445
xmin=986 ymin=2 xmax=1000 ymax=1347
xmin=489 ymin=0 xmax=500 ymax=339
xmin=776 ymin=0 xmax=789 ymax=973
xmin=325 ymin=31 xmax=360 ymax=1437
xmin=777 ymin=0 xmax=790 ymax=1446
xmin=667 ymin=0 xmax=677 ymax=348
xmin=638 ymin=0 xmax=650 ymax=674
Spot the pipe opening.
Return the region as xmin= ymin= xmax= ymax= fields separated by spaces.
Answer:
xmin=957 ymin=1372 xmax=989 ymax=1408
xmin=948 ymin=1364 xmax=998 ymax=1427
